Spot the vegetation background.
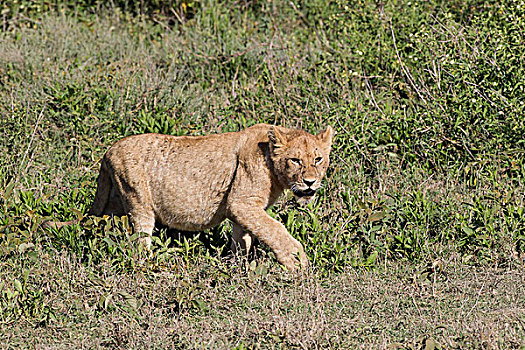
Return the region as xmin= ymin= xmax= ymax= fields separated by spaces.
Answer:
xmin=1 ymin=0 xmax=524 ymax=348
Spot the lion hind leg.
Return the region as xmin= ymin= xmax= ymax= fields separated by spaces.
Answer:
xmin=231 ymin=222 xmax=254 ymax=255
xmin=129 ymin=210 xmax=155 ymax=250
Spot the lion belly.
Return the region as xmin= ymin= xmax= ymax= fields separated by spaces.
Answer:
xmin=146 ymin=135 xmax=239 ymax=231
xmin=152 ymin=182 xmax=231 ymax=232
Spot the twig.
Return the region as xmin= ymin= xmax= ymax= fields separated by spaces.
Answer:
xmin=390 ymin=22 xmax=427 ymax=105
xmin=364 ymin=75 xmax=385 ymax=117
xmin=516 ymin=314 xmax=525 ymax=331
xmin=465 ymin=281 xmax=485 ymax=319
xmin=170 ymin=7 xmax=185 ymax=25
xmin=18 ymin=105 xmax=45 ymax=182
xmin=10 ymin=90 xmax=15 ymax=113
xmin=152 ymin=16 xmax=173 ymax=31
xmin=289 ymin=1 xmax=310 ymax=26
xmin=193 ymin=43 xmax=272 ymax=65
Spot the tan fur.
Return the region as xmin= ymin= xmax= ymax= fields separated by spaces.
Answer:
xmin=58 ymin=123 xmax=333 ymax=270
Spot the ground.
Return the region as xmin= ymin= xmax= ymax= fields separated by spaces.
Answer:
xmin=1 ymin=0 xmax=524 ymax=348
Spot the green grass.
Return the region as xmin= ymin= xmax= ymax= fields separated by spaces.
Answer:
xmin=1 ymin=0 xmax=525 ymax=348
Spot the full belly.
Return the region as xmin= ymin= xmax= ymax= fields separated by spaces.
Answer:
xmin=155 ymin=196 xmax=228 ymax=231
xmin=151 ymin=175 xmax=231 ymax=232
xmin=146 ymin=136 xmax=239 ymax=231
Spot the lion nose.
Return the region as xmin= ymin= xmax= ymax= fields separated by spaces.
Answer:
xmin=303 ymin=179 xmax=316 ymax=187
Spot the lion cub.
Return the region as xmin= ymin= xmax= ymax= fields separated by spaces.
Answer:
xmin=88 ymin=123 xmax=333 ymax=270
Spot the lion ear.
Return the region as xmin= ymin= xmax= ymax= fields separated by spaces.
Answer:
xmin=317 ymin=125 xmax=334 ymax=148
xmin=268 ymin=126 xmax=287 ymax=152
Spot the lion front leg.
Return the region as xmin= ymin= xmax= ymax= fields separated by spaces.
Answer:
xmin=230 ymin=208 xmax=308 ymax=271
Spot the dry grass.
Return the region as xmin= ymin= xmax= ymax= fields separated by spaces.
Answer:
xmin=2 ymin=249 xmax=524 ymax=349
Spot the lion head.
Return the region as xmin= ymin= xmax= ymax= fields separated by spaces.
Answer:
xmin=268 ymin=125 xmax=334 ymax=205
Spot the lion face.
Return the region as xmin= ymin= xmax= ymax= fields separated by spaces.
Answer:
xmin=268 ymin=126 xmax=334 ymax=205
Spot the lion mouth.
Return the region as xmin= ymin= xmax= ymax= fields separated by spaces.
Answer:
xmin=293 ymin=188 xmax=317 ymax=198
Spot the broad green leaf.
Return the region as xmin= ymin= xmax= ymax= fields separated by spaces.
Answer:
xmin=14 ymin=279 xmax=23 ymax=293
xmin=368 ymin=211 xmax=386 ymax=222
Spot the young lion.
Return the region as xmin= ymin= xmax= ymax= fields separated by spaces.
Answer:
xmin=56 ymin=124 xmax=333 ymax=270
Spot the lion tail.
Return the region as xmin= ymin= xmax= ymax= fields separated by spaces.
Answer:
xmin=41 ymin=159 xmax=112 ymax=231
xmin=41 ymin=218 xmax=81 ymax=230
xmin=87 ymin=158 xmax=111 ymax=216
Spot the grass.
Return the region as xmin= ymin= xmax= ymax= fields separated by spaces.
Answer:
xmin=1 ymin=0 xmax=525 ymax=348
xmin=2 ymin=250 xmax=525 ymax=348
xmin=0 ymin=252 xmax=525 ymax=349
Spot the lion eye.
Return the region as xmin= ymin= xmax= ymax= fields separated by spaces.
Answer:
xmin=289 ymin=158 xmax=302 ymax=166
xmin=314 ymin=157 xmax=323 ymax=165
